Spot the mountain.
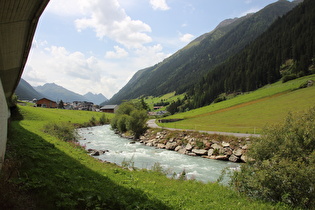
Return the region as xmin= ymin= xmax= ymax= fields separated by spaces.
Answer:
xmin=107 ymin=0 xmax=299 ymax=105
xmin=15 ymin=78 xmax=43 ymax=100
xmin=84 ymin=92 xmax=108 ymax=105
xmin=34 ymin=83 xmax=87 ymax=102
xmin=182 ymin=0 xmax=314 ymax=109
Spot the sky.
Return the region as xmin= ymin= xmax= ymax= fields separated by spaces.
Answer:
xmin=23 ymin=0 xmax=282 ymax=99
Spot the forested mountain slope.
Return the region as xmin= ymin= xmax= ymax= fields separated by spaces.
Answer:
xmin=181 ymin=0 xmax=314 ymax=110
xmin=15 ymin=78 xmax=43 ymax=100
xmin=107 ymin=0 xmax=299 ymax=105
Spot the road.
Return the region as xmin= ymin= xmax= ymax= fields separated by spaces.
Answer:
xmin=147 ymin=119 xmax=261 ymax=138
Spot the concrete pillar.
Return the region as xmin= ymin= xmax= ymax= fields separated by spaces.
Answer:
xmin=0 ymin=79 xmax=9 ymax=170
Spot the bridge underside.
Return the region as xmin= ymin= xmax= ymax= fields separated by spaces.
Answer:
xmin=0 ymin=0 xmax=49 ymax=169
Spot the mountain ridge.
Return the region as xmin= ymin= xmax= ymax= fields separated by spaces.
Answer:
xmin=107 ymin=0 xmax=299 ymax=105
xmin=15 ymin=79 xmax=107 ymax=105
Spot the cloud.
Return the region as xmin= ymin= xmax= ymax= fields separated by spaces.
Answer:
xmin=239 ymin=7 xmax=260 ymax=17
xmin=179 ymin=33 xmax=195 ymax=43
xmin=105 ymin=46 xmax=129 ymax=59
xmin=45 ymin=0 xmax=89 ymax=16
xmin=150 ymin=0 xmax=170 ymax=11
xmin=74 ymin=0 xmax=152 ymax=49
xmin=24 ymin=41 xmax=170 ymax=98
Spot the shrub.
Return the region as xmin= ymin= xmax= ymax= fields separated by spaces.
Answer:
xmin=89 ymin=116 xmax=97 ymax=126
xmin=282 ymin=74 xmax=297 ymax=83
xmin=99 ymin=114 xmax=108 ymax=125
xmin=43 ymin=122 xmax=78 ymax=142
xmin=230 ymin=107 xmax=315 ymax=209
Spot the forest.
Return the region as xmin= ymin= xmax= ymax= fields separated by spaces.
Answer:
xmin=168 ymin=0 xmax=315 ymax=113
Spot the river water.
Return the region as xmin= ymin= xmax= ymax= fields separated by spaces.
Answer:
xmin=77 ymin=125 xmax=239 ymax=183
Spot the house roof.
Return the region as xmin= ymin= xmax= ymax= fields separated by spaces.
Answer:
xmin=100 ymin=105 xmax=118 ymax=110
xmin=0 ymin=0 xmax=49 ymax=104
xmin=37 ymin=98 xmax=57 ymax=103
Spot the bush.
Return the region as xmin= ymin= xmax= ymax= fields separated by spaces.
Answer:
xmin=43 ymin=122 xmax=78 ymax=142
xmin=282 ymin=74 xmax=297 ymax=83
xmin=230 ymin=107 xmax=315 ymax=209
xmin=99 ymin=114 xmax=108 ymax=125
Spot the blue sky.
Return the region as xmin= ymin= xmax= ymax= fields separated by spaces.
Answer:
xmin=23 ymin=0 xmax=282 ymax=99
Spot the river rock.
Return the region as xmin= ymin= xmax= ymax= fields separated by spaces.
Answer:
xmin=207 ymin=149 xmax=214 ymax=156
xmin=211 ymin=144 xmax=224 ymax=154
xmin=165 ymin=142 xmax=178 ymax=150
xmin=215 ymin=155 xmax=229 ymax=161
xmin=241 ymin=145 xmax=248 ymax=150
xmin=229 ymin=154 xmax=239 ymax=162
xmin=233 ymin=148 xmax=243 ymax=157
xmin=157 ymin=143 xmax=166 ymax=149
xmin=174 ymin=145 xmax=182 ymax=152
xmin=91 ymin=150 xmax=100 ymax=156
xmin=222 ymin=142 xmax=230 ymax=147
xmin=178 ymin=148 xmax=187 ymax=154
xmin=187 ymin=152 xmax=197 ymax=156
xmin=192 ymin=149 xmax=208 ymax=155
xmin=185 ymin=143 xmax=193 ymax=151
xmin=211 ymin=143 xmax=222 ymax=149
xmin=146 ymin=142 xmax=154 ymax=147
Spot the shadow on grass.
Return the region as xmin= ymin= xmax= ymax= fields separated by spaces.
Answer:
xmin=1 ymin=120 xmax=171 ymax=209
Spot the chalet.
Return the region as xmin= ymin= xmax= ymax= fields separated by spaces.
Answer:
xmin=100 ymin=105 xmax=118 ymax=113
xmin=36 ymin=98 xmax=57 ymax=108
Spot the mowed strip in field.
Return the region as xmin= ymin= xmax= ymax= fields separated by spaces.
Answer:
xmin=160 ymin=75 xmax=315 ymax=134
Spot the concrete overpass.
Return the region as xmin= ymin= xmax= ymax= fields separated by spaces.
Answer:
xmin=0 ymin=0 xmax=49 ymax=169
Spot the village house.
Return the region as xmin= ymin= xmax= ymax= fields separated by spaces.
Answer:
xmin=72 ymin=101 xmax=94 ymax=111
xmin=36 ymin=98 xmax=57 ymax=108
xmin=100 ymin=105 xmax=118 ymax=113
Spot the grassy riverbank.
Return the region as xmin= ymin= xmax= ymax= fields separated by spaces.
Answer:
xmin=159 ymin=75 xmax=315 ymax=134
xmin=1 ymin=106 xmax=288 ymax=209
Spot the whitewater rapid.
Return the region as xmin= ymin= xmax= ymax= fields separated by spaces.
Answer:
xmin=77 ymin=125 xmax=239 ymax=183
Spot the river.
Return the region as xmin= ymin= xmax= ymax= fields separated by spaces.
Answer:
xmin=77 ymin=125 xmax=239 ymax=183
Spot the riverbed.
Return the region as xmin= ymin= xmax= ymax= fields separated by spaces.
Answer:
xmin=77 ymin=125 xmax=239 ymax=183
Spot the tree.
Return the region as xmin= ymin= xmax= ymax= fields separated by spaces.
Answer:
xmin=127 ymin=110 xmax=148 ymax=139
xmin=230 ymin=107 xmax=315 ymax=209
xmin=58 ymin=100 xmax=64 ymax=109
xmin=110 ymin=101 xmax=148 ymax=139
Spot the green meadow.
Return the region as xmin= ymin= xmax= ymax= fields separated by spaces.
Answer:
xmin=1 ymin=106 xmax=287 ymax=209
xmin=159 ymin=75 xmax=315 ymax=134
xmin=142 ymin=92 xmax=185 ymax=111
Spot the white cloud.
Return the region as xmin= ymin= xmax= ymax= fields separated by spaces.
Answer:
xmin=74 ymin=0 xmax=152 ymax=49
xmin=133 ymin=44 xmax=170 ymax=68
xmin=179 ymin=33 xmax=195 ymax=43
xmin=105 ymin=46 xmax=129 ymax=59
xmin=24 ymin=41 xmax=170 ymax=98
xmin=150 ymin=0 xmax=170 ymax=11
xmin=239 ymin=7 xmax=260 ymax=17
xmin=45 ymin=0 xmax=89 ymax=16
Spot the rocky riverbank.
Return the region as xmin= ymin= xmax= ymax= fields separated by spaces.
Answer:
xmin=139 ymin=129 xmax=256 ymax=163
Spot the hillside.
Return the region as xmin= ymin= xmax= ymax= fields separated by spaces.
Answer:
xmin=107 ymin=0 xmax=299 ymax=104
xmin=183 ymin=0 xmax=314 ymax=109
xmin=159 ymin=75 xmax=315 ymax=134
xmin=15 ymin=78 xmax=43 ymax=100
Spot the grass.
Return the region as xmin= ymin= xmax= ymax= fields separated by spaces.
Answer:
xmin=159 ymin=75 xmax=315 ymax=134
xmin=141 ymin=92 xmax=185 ymax=111
xmin=1 ymin=106 xmax=288 ymax=209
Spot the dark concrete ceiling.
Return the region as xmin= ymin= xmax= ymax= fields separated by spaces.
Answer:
xmin=0 ymin=0 xmax=49 ymax=104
